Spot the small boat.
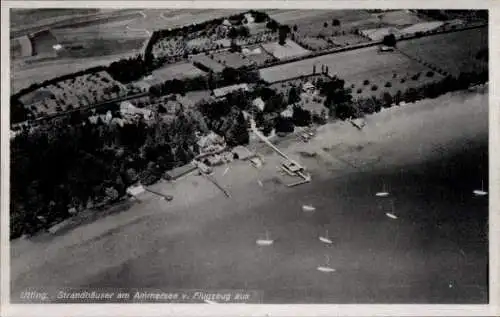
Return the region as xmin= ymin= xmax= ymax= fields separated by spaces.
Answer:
xmin=376 ymin=182 xmax=389 ymax=197
xmin=385 ymin=212 xmax=398 ymax=219
xmin=257 ymin=180 xmax=264 ymax=187
xmin=319 ymin=229 xmax=333 ymax=244
xmin=256 ymin=230 xmax=274 ymax=246
xmin=473 ymin=180 xmax=488 ymax=196
xmin=302 ymin=205 xmax=316 ymax=212
xmin=385 ymin=200 xmax=398 ymax=219
xmin=317 ymin=255 xmax=336 ymax=273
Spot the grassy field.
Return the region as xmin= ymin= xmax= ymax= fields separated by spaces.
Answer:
xmin=397 ymin=27 xmax=488 ymax=77
xmin=262 ymin=39 xmax=311 ymax=60
xmin=243 ymin=46 xmax=276 ymax=66
xmin=260 ymin=46 xmax=443 ymax=99
xmin=211 ymin=51 xmax=256 ymax=68
xmin=10 ymin=9 xmax=100 ymax=30
xmin=399 ymin=21 xmax=445 ymax=35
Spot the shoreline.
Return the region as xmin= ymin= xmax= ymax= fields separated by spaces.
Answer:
xmin=10 ymin=87 xmax=488 ymax=300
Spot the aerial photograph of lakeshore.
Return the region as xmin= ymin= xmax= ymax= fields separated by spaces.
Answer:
xmin=9 ymin=8 xmax=488 ymax=304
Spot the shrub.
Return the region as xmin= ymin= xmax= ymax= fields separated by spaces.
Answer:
xmin=392 ymin=73 xmax=397 ymax=78
xmin=363 ymin=80 xmax=370 ymax=85
xmin=400 ymin=78 xmax=406 ymax=83
xmin=411 ymin=73 xmax=421 ymax=81
xmin=371 ymin=85 xmax=378 ymax=91
xmin=384 ymin=82 xmax=392 ymax=88
xmin=426 ymin=71 xmax=435 ymax=78
xmin=351 ymin=84 xmax=355 ymax=88
xmin=357 ymin=88 xmax=362 ymax=94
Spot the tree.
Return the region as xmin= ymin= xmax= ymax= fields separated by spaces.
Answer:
xmin=266 ymin=20 xmax=279 ymax=31
xmin=332 ymin=19 xmax=340 ymax=26
xmin=228 ymin=27 xmax=238 ymax=39
xmin=288 ymin=87 xmax=301 ymax=105
xmin=382 ymin=34 xmax=397 ymax=47
xmin=382 ymin=92 xmax=393 ymax=107
xmin=229 ymin=39 xmax=241 ymax=53
xmin=278 ymin=26 xmax=288 ymax=45
xmin=323 ymin=22 xmax=328 ymax=28
xmin=292 ymin=106 xmax=312 ymax=126
xmin=275 ymin=116 xmax=295 ymax=133
xmin=293 ymin=24 xmax=298 ymax=32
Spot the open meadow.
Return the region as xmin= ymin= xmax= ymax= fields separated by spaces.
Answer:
xmin=262 ymin=39 xmax=311 ymax=60
xmin=397 ymin=27 xmax=488 ymax=77
xmin=259 ymin=46 xmax=442 ymax=98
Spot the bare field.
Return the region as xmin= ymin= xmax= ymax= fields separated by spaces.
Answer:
xmin=397 ymin=27 xmax=488 ymax=76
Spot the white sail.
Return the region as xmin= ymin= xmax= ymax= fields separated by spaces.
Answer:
xmin=319 ymin=229 xmax=333 ymax=244
xmin=302 ymin=205 xmax=316 ymax=212
xmin=385 ymin=212 xmax=398 ymax=219
xmin=256 ymin=230 xmax=274 ymax=246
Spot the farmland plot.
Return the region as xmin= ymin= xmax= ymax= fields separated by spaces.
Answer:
xmin=262 ymin=39 xmax=311 ymax=60
xmin=397 ymin=27 xmax=488 ymax=76
xmin=259 ymin=46 xmax=443 ymax=98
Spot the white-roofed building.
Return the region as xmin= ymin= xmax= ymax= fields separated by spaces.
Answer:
xmin=252 ymin=97 xmax=265 ymax=111
xmin=213 ymin=83 xmax=249 ymax=99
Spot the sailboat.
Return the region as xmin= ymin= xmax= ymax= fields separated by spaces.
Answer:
xmin=256 ymin=230 xmax=274 ymax=246
xmin=473 ymin=179 xmax=488 ymax=196
xmin=317 ymin=255 xmax=336 ymax=273
xmin=302 ymin=204 xmax=316 ymax=212
xmin=319 ymin=229 xmax=333 ymax=244
xmin=385 ymin=200 xmax=398 ymax=219
xmin=376 ymin=182 xmax=389 ymax=197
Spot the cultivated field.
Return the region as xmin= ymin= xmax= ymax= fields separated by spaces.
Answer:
xmin=262 ymin=39 xmax=311 ymax=60
xmin=260 ymin=46 xmax=443 ymax=98
xmin=397 ymin=27 xmax=488 ymax=76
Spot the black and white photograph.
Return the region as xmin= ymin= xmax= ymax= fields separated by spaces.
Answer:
xmin=1 ymin=1 xmax=497 ymax=315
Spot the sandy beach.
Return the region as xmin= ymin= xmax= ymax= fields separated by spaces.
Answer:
xmin=10 ymin=86 xmax=488 ymax=303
